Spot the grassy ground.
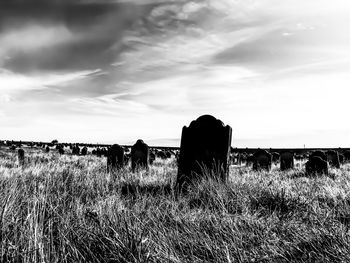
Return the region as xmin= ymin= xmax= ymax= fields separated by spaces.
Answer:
xmin=1 ymin=147 xmax=350 ymax=262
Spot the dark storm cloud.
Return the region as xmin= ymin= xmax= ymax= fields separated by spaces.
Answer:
xmin=0 ymin=0 xmax=198 ymax=73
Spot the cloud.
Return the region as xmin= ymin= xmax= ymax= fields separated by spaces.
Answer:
xmin=1 ymin=0 xmax=350 ymax=146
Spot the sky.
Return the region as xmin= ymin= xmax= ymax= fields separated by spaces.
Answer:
xmin=1 ymin=0 xmax=350 ymax=147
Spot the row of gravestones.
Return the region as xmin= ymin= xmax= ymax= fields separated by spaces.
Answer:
xmin=232 ymin=149 xmax=348 ymax=172
xmin=12 ymin=115 xmax=347 ymax=191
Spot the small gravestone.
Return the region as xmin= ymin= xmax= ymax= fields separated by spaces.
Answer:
xmin=72 ymin=145 xmax=80 ymax=155
xmin=18 ymin=148 xmax=25 ymax=166
xmin=81 ymin=146 xmax=88 ymax=156
xmin=306 ymin=156 xmax=328 ymax=175
xmin=252 ymin=149 xmax=272 ymax=171
xmin=177 ymin=115 xmax=232 ymax=189
xmin=280 ymin=151 xmax=294 ymax=170
xmin=131 ymin=139 xmax=149 ymax=172
xmin=326 ymin=150 xmax=340 ymax=168
xmin=107 ymin=144 xmax=124 ymax=172
xmin=45 ymin=146 xmax=50 ymax=153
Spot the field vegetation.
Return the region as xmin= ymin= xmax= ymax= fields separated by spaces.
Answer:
xmin=1 ymin=147 xmax=350 ymax=262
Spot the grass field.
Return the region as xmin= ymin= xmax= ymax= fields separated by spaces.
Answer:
xmin=1 ymin=147 xmax=350 ymax=262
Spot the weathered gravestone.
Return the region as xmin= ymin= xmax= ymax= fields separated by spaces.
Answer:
xmin=81 ymin=146 xmax=88 ymax=156
xmin=252 ymin=149 xmax=272 ymax=171
xmin=131 ymin=139 xmax=149 ymax=172
xmin=176 ymin=115 xmax=232 ymax=189
xmin=326 ymin=150 xmax=340 ymax=168
xmin=107 ymin=144 xmax=125 ymax=172
xmin=18 ymin=148 xmax=25 ymax=166
xmin=72 ymin=145 xmax=80 ymax=155
xmin=306 ymin=156 xmax=328 ymax=175
xmin=280 ymin=151 xmax=294 ymax=170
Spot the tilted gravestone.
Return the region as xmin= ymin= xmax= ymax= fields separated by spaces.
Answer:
xmin=107 ymin=144 xmax=125 ymax=172
xmin=176 ymin=115 xmax=232 ymax=189
xmin=326 ymin=150 xmax=340 ymax=168
xmin=252 ymin=149 xmax=272 ymax=171
xmin=131 ymin=139 xmax=149 ymax=172
xmin=18 ymin=148 xmax=25 ymax=166
xmin=280 ymin=151 xmax=294 ymax=170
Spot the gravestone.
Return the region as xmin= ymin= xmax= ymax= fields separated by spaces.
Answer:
xmin=107 ymin=144 xmax=125 ymax=172
xmin=131 ymin=139 xmax=149 ymax=172
xmin=280 ymin=151 xmax=294 ymax=170
xmin=253 ymin=149 xmax=272 ymax=171
xmin=72 ymin=145 xmax=80 ymax=155
xmin=45 ymin=146 xmax=50 ymax=153
xmin=306 ymin=156 xmax=328 ymax=175
xmin=81 ymin=146 xmax=88 ymax=156
xmin=176 ymin=115 xmax=232 ymax=189
xmin=18 ymin=148 xmax=25 ymax=166
xmin=326 ymin=150 xmax=340 ymax=168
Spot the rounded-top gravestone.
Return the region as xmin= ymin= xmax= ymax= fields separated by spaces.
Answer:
xmin=131 ymin=139 xmax=149 ymax=172
xmin=176 ymin=115 xmax=232 ymax=190
xmin=306 ymin=156 xmax=328 ymax=175
xmin=252 ymin=149 xmax=272 ymax=171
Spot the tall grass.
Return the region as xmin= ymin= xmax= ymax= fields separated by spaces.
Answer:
xmin=1 ymin=148 xmax=350 ymax=262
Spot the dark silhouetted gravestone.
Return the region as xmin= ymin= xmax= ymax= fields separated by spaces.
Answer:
xmin=107 ymin=144 xmax=124 ymax=172
xmin=306 ymin=156 xmax=328 ymax=175
xmin=45 ymin=146 xmax=50 ymax=153
xmin=18 ymin=148 xmax=25 ymax=166
xmin=252 ymin=149 xmax=272 ymax=171
xmin=131 ymin=139 xmax=149 ymax=172
xmin=176 ymin=115 xmax=232 ymax=189
xmin=280 ymin=151 xmax=294 ymax=170
xmin=72 ymin=145 xmax=80 ymax=155
xmin=326 ymin=150 xmax=340 ymax=168
xmin=81 ymin=146 xmax=88 ymax=156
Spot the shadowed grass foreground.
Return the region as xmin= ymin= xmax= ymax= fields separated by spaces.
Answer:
xmin=1 ymin=148 xmax=350 ymax=262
